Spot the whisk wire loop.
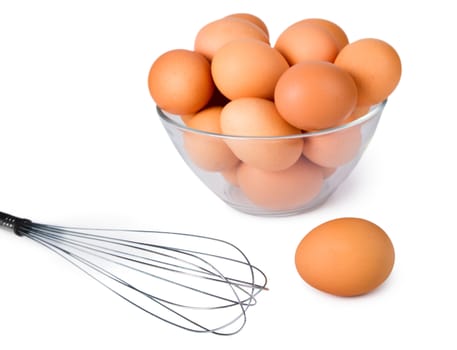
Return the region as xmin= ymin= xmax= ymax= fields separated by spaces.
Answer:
xmin=1 ymin=212 xmax=267 ymax=335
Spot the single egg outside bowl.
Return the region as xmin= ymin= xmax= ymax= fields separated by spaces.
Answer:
xmin=156 ymin=100 xmax=386 ymax=217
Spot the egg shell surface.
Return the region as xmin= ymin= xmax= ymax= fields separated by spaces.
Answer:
xmin=334 ymin=38 xmax=402 ymax=106
xmin=299 ymin=18 xmax=349 ymax=50
xmin=224 ymin=13 xmax=269 ymax=38
xmin=295 ymin=217 xmax=395 ymax=297
xmin=237 ymin=157 xmax=324 ymax=211
xmin=221 ymin=97 xmax=303 ymax=171
xmin=148 ymin=49 xmax=214 ymax=115
xmin=211 ymin=38 xmax=289 ymax=100
xmin=274 ymin=61 xmax=358 ymax=130
xmin=194 ymin=17 xmax=269 ymax=60
xmin=302 ymin=125 xmax=362 ymax=168
xmin=275 ymin=21 xmax=339 ymax=64
xmin=184 ymin=106 xmax=240 ymax=171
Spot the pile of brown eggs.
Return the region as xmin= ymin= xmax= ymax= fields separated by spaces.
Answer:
xmin=148 ymin=13 xmax=401 ymax=211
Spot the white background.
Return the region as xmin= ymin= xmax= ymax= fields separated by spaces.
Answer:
xmin=1 ymin=0 xmax=456 ymax=349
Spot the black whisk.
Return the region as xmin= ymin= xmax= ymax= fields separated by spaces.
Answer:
xmin=0 ymin=211 xmax=267 ymax=335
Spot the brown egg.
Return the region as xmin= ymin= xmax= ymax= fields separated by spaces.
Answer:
xmin=224 ymin=13 xmax=269 ymax=38
xmin=221 ymin=163 xmax=240 ymax=186
xmin=295 ymin=217 xmax=395 ymax=296
xmin=302 ymin=126 xmax=362 ymax=168
xmin=148 ymin=49 xmax=214 ymax=115
xmin=338 ymin=105 xmax=370 ymax=125
xmin=180 ymin=113 xmax=195 ymax=126
xmin=194 ymin=17 xmax=269 ymax=60
xmin=300 ymin=18 xmax=349 ymax=50
xmin=275 ymin=21 xmax=339 ymax=64
xmin=334 ymin=38 xmax=402 ymax=106
xmin=211 ymin=38 xmax=289 ymax=100
xmin=274 ymin=61 xmax=358 ymax=131
xmin=184 ymin=106 xmax=240 ymax=171
xmin=220 ymin=98 xmax=303 ymax=171
xmin=237 ymin=158 xmax=324 ymax=211
xmin=321 ymin=165 xmax=337 ymax=178
xmin=180 ymin=87 xmax=230 ymax=126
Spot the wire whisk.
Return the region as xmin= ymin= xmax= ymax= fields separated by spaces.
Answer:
xmin=0 ymin=211 xmax=267 ymax=335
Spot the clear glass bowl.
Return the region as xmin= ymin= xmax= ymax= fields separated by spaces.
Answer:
xmin=157 ymin=100 xmax=386 ymax=216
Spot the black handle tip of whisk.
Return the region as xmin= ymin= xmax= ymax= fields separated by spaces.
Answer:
xmin=0 ymin=211 xmax=32 ymax=236
xmin=13 ymin=218 xmax=32 ymax=236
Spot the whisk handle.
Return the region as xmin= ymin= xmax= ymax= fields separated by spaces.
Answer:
xmin=0 ymin=212 xmax=32 ymax=236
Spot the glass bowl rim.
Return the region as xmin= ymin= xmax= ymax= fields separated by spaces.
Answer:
xmin=157 ymin=99 xmax=387 ymax=140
